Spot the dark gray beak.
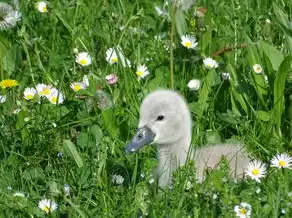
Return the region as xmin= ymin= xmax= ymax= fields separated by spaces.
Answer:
xmin=125 ymin=126 xmax=155 ymax=154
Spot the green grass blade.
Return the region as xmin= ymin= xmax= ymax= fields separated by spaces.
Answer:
xmin=63 ymin=139 xmax=84 ymax=168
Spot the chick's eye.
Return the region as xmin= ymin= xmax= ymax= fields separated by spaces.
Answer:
xmin=156 ymin=115 xmax=164 ymax=121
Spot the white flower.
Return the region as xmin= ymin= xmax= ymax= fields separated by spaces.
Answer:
xmin=136 ymin=65 xmax=150 ymax=79
xmin=38 ymin=199 xmax=58 ymax=214
xmin=221 ymin=72 xmax=231 ymax=80
xmin=184 ymin=180 xmax=193 ymax=190
xmin=76 ymin=52 xmax=92 ymax=66
xmin=24 ymin=117 xmax=30 ymax=122
xmin=82 ymin=75 xmax=89 ymax=87
xmin=181 ymin=34 xmax=198 ymax=49
xmin=245 ymin=160 xmax=267 ymax=183
xmin=64 ymin=184 xmax=70 ymax=196
xmin=270 ymin=153 xmax=292 ymax=169
xmin=73 ymin=48 xmax=78 ymax=54
xmin=253 ymin=64 xmax=263 ymax=74
xmin=111 ymin=174 xmax=124 ymax=185
xmin=13 ymin=192 xmax=25 ymax=197
xmin=212 ymin=193 xmax=218 ymax=200
xmin=70 ymin=82 xmax=87 ymax=92
xmin=105 ymin=73 xmax=119 ymax=85
xmin=12 ymin=108 xmax=21 ymax=114
xmin=187 ymin=79 xmax=200 ymax=91
xmin=46 ymin=88 xmax=65 ymax=104
xmin=266 ymin=19 xmax=271 ymax=23
xmin=234 ymin=202 xmax=252 ymax=218
xmin=0 ymin=95 xmax=7 ymax=103
xmin=36 ymin=1 xmax=48 ymax=13
xmin=36 ymin=84 xmax=54 ymax=97
xmin=203 ymin=57 xmax=218 ymax=69
xmin=149 ymin=177 xmax=155 ymax=184
xmin=23 ymin=87 xmax=37 ymax=100
xmin=105 ymin=47 xmax=131 ymax=67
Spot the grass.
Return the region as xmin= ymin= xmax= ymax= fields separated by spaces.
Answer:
xmin=0 ymin=0 xmax=292 ymax=217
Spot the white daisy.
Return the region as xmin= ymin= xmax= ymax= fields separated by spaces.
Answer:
xmin=46 ymin=88 xmax=65 ymax=104
xmin=38 ymin=199 xmax=58 ymax=214
xmin=64 ymin=184 xmax=70 ymax=196
xmin=187 ymin=79 xmax=200 ymax=91
xmin=0 ymin=95 xmax=7 ymax=103
xmin=181 ymin=34 xmax=198 ymax=49
xmin=203 ymin=57 xmax=218 ymax=69
xmin=70 ymin=82 xmax=87 ymax=92
xmin=105 ymin=47 xmax=131 ymax=67
xmin=105 ymin=73 xmax=119 ymax=85
xmin=35 ymin=1 xmax=48 ymax=13
xmin=245 ymin=160 xmax=267 ymax=183
xmin=221 ymin=72 xmax=231 ymax=80
xmin=111 ymin=174 xmax=124 ymax=185
xmin=253 ymin=64 xmax=263 ymax=74
xmin=234 ymin=202 xmax=252 ymax=218
xmin=270 ymin=153 xmax=292 ymax=169
xmin=75 ymin=52 xmax=92 ymax=66
xmin=23 ymin=87 xmax=37 ymax=100
xmin=136 ymin=65 xmax=150 ymax=79
xmin=36 ymin=84 xmax=54 ymax=97
xmin=13 ymin=192 xmax=25 ymax=197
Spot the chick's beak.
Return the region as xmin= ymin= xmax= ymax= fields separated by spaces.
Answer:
xmin=125 ymin=126 xmax=155 ymax=154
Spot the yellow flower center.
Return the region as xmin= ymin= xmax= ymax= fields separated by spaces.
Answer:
xmin=51 ymin=96 xmax=57 ymax=103
xmin=0 ymin=79 xmax=19 ymax=89
xmin=252 ymin=168 xmax=259 ymax=176
xmin=239 ymin=208 xmax=247 ymax=215
xmin=42 ymin=6 xmax=48 ymax=12
xmin=26 ymin=94 xmax=34 ymax=100
xmin=136 ymin=71 xmax=143 ymax=77
xmin=111 ymin=57 xmax=118 ymax=63
xmin=80 ymin=59 xmax=87 ymax=65
xmin=40 ymin=88 xmax=50 ymax=96
xmin=43 ymin=206 xmax=50 ymax=213
xmin=279 ymin=160 xmax=286 ymax=167
xmin=73 ymin=85 xmax=82 ymax=91
xmin=184 ymin=41 xmax=192 ymax=48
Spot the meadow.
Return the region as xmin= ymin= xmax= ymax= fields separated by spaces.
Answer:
xmin=0 ymin=0 xmax=292 ymax=217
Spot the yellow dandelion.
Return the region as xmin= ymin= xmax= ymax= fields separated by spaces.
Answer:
xmin=0 ymin=79 xmax=19 ymax=89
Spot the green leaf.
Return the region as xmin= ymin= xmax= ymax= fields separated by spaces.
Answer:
xmin=148 ymin=67 xmax=166 ymax=91
xmin=90 ymin=125 xmax=103 ymax=145
xmin=174 ymin=9 xmax=186 ymax=36
xmin=197 ymin=69 xmax=217 ymax=117
xmin=256 ymin=110 xmax=270 ymax=122
xmin=205 ymin=130 xmax=222 ymax=144
xmin=273 ymin=55 xmax=292 ymax=136
xmin=102 ymin=109 xmax=118 ymax=137
xmin=77 ymin=132 xmax=89 ymax=149
xmin=2 ymin=45 xmax=21 ymax=73
xmin=273 ymin=3 xmax=292 ymax=37
xmin=227 ymin=64 xmax=248 ymax=114
xmin=259 ymin=41 xmax=284 ymax=71
xmin=63 ymin=140 xmax=84 ymax=167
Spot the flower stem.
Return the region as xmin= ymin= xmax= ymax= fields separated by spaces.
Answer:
xmin=169 ymin=5 xmax=176 ymax=90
